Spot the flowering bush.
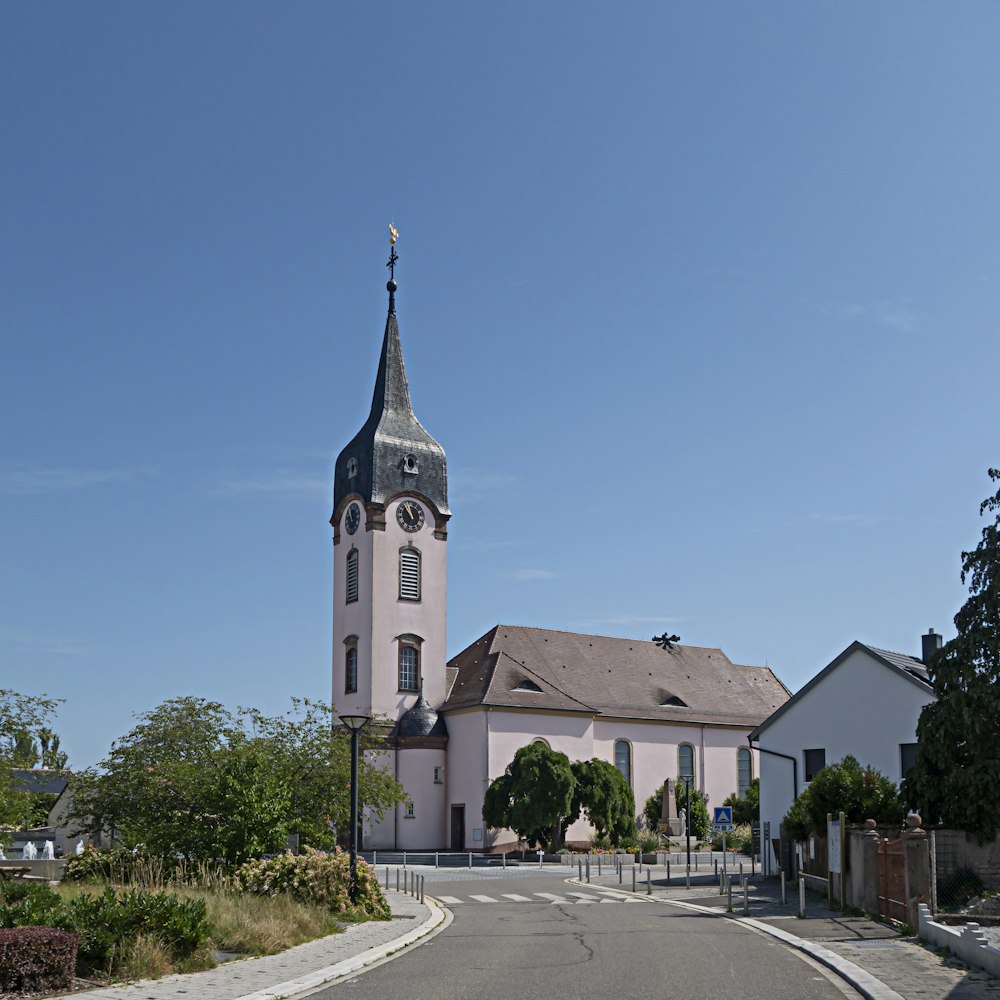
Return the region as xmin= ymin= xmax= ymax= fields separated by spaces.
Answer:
xmin=235 ymin=849 xmax=389 ymax=919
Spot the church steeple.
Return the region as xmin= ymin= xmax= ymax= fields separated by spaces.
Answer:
xmin=331 ymin=234 xmax=449 ymax=524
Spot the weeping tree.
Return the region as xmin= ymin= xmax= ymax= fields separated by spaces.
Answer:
xmin=482 ymin=743 xmax=575 ymax=849
xmin=567 ymin=758 xmax=636 ymax=845
xmin=905 ymin=469 xmax=1000 ymax=841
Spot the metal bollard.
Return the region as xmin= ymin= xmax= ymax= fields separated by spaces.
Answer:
xmin=686 ymin=865 xmax=690 ymax=890
xmin=739 ymin=862 xmax=743 ymax=879
xmin=503 ymin=852 xmax=507 ymax=869
xmin=618 ymin=860 xmax=623 ymax=885
xmin=781 ymin=870 xmax=786 ymax=905
xmin=421 ymin=874 xmax=425 ymax=903
xmin=585 ymin=855 xmax=590 ymax=882
xmin=727 ymin=879 xmax=733 ymax=910
xmin=798 ymin=877 xmax=806 ymax=918
xmin=386 ymin=867 xmax=390 ymax=890
xmin=647 ymin=869 xmax=652 ymax=895
xmin=396 ymin=868 xmax=400 ymax=892
xmin=435 ymin=852 xmax=439 ymax=868
xmin=578 ymin=858 xmax=583 ymax=880
xmin=469 ymin=852 xmax=473 ymax=869
xmin=743 ymin=880 xmax=749 ymax=916
xmin=719 ymin=870 xmax=725 ymax=896
xmin=632 ymin=866 xmax=636 ymax=892
xmin=373 ymin=851 xmax=377 ymax=867
xmin=598 ymin=854 xmax=602 ymax=877
xmin=695 ymin=853 xmax=699 ymax=871
xmin=667 ymin=860 xmax=671 ymax=883
xmin=404 ymin=851 xmax=407 ymax=869
xmin=538 ymin=850 xmax=543 ymax=870
xmin=714 ymin=858 xmax=718 ymax=877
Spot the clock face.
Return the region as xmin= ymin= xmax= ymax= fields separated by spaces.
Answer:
xmin=345 ymin=502 xmax=361 ymax=535
xmin=396 ymin=499 xmax=424 ymax=532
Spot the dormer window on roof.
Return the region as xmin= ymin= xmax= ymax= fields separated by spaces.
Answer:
xmin=402 ymin=453 xmax=418 ymax=474
xmin=514 ymin=679 xmax=543 ymax=693
xmin=346 ymin=457 xmax=358 ymax=478
xmin=662 ymin=695 xmax=688 ymax=707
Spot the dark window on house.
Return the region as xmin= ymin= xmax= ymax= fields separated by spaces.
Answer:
xmin=900 ymin=743 xmax=919 ymax=779
xmin=804 ymin=748 xmax=826 ymax=782
xmin=614 ymin=739 xmax=632 ymax=786
xmin=678 ymin=743 xmax=695 ymax=784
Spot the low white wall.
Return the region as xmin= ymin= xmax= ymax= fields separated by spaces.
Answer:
xmin=918 ymin=903 xmax=1000 ymax=978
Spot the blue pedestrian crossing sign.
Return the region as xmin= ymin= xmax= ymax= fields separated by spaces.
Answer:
xmin=713 ymin=806 xmax=734 ymax=832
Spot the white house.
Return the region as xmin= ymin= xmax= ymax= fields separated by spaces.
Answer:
xmin=330 ymin=256 xmax=791 ymax=850
xmin=750 ymin=633 xmax=939 ymax=872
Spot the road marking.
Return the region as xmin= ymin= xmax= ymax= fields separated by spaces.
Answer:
xmin=536 ymin=892 xmax=569 ymax=903
xmin=502 ymin=894 xmax=533 ymax=902
xmin=568 ymin=892 xmax=600 ymax=901
xmin=469 ymin=894 xmax=497 ymax=903
xmin=436 ymin=895 xmax=462 ymax=904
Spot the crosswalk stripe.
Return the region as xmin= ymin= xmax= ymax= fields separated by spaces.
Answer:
xmin=436 ymin=895 xmax=462 ymax=904
xmin=535 ymin=892 xmax=569 ymax=903
xmin=469 ymin=894 xmax=497 ymax=903
xmin=568 ymin=892 xmax=600 ymax=900
xmin=502 ymin=893 xmax=533 ymax=902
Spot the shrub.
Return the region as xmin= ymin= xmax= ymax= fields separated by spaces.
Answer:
xmin=236 ymin=848 xmax=389 ymax=920
xmin=0 ymin=881 xmax=63 ymax=928
xmin=62 ymin=846 xmax=230 ymax=890
xmin=64 ymin=888 xmax=210 ymax=973
xmin=0 ymin=926 xmax=79 ymax=992
xmin=637 ymin=834 xmax=661 ymax=854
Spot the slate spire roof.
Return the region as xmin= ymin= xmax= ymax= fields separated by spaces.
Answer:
xmin=332 ymin=274 xmax=449 ymax=521
xmin=442 ymin=625 xmax=790 ymax=727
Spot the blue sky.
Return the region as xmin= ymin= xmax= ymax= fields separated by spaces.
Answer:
xmin=2 ymin=3 xmax=998 ymax=768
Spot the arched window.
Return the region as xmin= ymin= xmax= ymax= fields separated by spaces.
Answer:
xmin=346 ymin=549 xmax=359 ymax=603
xmin=345 ymin=643 xmax=358 ymax=694
xmin=532 ymin=738 xmax=550 ymax=748
xmin=737 ymin=747 xmax=752 ymax=798
xmin=398 ymin=644 xmax=420 ymax=691
xmin=399 ymin=547 xmax=421 ymax=601
xmin=614 ymin=739 xmax=632 ymax=787
xmin=678 ymin=743 xmax=695 ymax=785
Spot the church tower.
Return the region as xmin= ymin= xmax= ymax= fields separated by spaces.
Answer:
xmin=330 ymin=236 xmax=450 ymax=729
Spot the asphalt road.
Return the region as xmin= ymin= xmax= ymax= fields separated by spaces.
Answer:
xmin=318 ymin=870 xmax=861 ymax=1000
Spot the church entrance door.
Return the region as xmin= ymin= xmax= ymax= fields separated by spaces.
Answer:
xmin=450 ymin=805 xmax=465 ymax=851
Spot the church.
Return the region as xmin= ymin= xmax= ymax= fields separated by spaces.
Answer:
xmin=330 ymin=244 xmax=790 ymax=852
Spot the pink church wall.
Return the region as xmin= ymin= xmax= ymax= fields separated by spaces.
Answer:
xmin=442 ymin=710 xmax=487 ymax=850
xmin=395 ymin=746 xmax=447 ymax=849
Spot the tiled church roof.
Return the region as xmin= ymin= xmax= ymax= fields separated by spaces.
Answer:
xmin=442 ymin=625 xmax=790 ymax=726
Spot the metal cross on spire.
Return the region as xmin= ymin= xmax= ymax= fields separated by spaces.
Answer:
xmin=387 ymin=223 xmax=399 ymax=279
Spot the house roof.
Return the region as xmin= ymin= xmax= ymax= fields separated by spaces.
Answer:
xmin=10 ymin=768 xmax=70 ymax=795
xmin=749 ymin=640 xmax=934 ymax=740
xmin=441 ymin=625 xmax=790 ymax=727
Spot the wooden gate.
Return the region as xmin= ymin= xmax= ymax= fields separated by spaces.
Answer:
xmin=877 ymin=836 xmax=906 ymax=922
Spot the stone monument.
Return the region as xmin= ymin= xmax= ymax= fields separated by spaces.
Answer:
xmin=655 ymin=777 xmax=685 ymax=837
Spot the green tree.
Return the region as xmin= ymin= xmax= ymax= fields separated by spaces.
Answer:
xmin=568 ymin=759 xmax=636 ymax=846
xmin=69 ymin=696 xmax=404 ymax=864
xmin=0 ymin=691 xmax=62 ymax=832
xmin=482 ymin=743 xmax=575 ymax=849
xmin=723 ymin=778 xmax=759 ymax=826
xmin=782 ymin=755 xmax=904 ymax=840
xmin=38 ymin=728 xmax=68 ymax=770
xmin=905 ymin=470 xmax=1000 ymax=842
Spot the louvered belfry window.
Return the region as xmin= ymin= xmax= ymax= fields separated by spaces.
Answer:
xmin=346 ymin=549 xmax=359 ymax=603
xmin=399 ymin=548 xmax=421 ymax=601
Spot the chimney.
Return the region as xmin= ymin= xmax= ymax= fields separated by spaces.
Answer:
xmin=921 ymin=628 xmax=943 ymax=664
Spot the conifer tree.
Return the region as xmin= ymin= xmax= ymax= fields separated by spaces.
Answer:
xmin=906 ymin=469 xmax=1000 ymax=841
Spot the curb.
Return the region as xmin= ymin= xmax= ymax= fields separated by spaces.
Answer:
xmin=231 ymin=897 xmax=450 ymax=1000
xmin=567 ymin=878 xmax=903 ymax=1000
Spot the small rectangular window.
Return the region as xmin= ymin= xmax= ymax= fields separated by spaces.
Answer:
xmin=804 ymin=748 xmax=826 ymax=782
xmin=900 ymin=743 xmax=919 ymax=779
xmin=433 ymin=766 xmax=444 ymax=784
xmin=405 ymin=802 xmax=415 ymax=818
xmin=345 ymin=647 xmax=358 ymax=694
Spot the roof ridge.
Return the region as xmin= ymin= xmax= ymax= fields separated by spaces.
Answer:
xmin=487 ymin=623 xmax=732 ymax=656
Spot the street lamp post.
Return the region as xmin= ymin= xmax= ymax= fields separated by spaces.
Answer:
xmin=339 ymin=714 xmax=372 ymax=902
xmin=680 ymin=775 xmax=693 ymax=868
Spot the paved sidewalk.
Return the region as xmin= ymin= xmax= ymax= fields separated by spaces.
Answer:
xmin=576 ymin=866 xmax=1000 ymax=1000
xmin=68 ymin=889 xmax=441 ymax=1000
